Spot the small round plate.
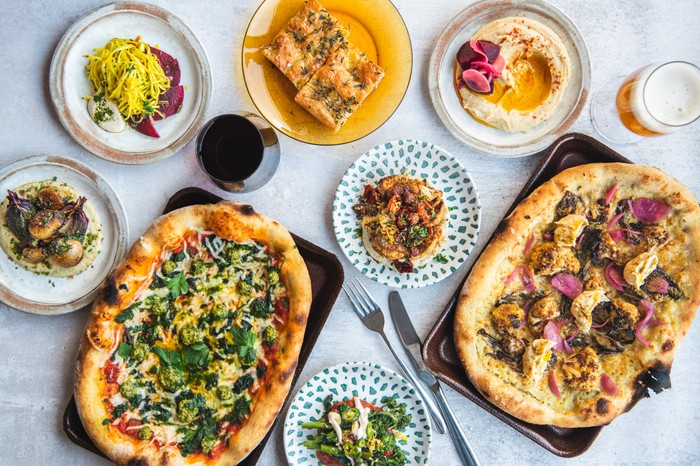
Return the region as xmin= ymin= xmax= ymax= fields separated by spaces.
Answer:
xmin=49 ymin=2 xmax=212 ymax=164
xmin=0 ymin=155 xmax=128 ymax=314
xmin=283 ymin=361 xmax=431 ymax=465
xmin=428 ymin=0 xmax=591 ymax=157
xmin=242 ymin=0 xmax=412 ymax=145
xmin=332 ymin=139 xmax=481 ymax=289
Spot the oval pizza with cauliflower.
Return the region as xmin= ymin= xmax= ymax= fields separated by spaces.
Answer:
xmin=454 ymin=163 xmax=700 ymax=427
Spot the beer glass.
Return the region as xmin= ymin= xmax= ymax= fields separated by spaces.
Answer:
xmin=591 ymin=61 xmax=700 ymax=144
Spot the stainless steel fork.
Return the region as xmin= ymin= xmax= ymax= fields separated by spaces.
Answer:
xmin=343 ymin=278 xmax=447 ymax=434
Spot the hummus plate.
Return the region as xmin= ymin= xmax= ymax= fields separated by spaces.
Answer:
xmin=0 ymin=155 xmax=128 ymax=314
xmin=429 ymin=0 xmax=591 ymax=157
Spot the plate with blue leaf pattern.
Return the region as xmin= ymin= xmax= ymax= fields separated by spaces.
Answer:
xmin=284 ymin=361 xmax=431 ymax=465
xmin=332 ymin=139 xmax=481 ymax=288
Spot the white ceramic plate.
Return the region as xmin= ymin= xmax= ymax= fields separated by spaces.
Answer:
xmin=332 ymin=139 xmax=481 ymax=289
xmin=0 ymin=155 xmax=128 ymax=314
xmin=284 ymin=361 xmax=431 ymax=465
xmin=428 ymin=0 xmax=591 ymax=157
xmin=49 ymin=2 xmax=212 ymax=164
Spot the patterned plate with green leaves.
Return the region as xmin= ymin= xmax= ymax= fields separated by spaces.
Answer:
xmin=332 ymin=139 xmax=481 ymax=288
xmin=284 ymin=361 xmax=431 ymax=466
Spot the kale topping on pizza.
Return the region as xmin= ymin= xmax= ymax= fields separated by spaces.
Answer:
xmin=102 ymin=234 xmax=287 ymax=458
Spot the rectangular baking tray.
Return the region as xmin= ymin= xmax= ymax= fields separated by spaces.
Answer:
xmin=63 ymin=187 xmax=345 ymax=465
xmin=421 ymin=133 xmax=633 ymax=457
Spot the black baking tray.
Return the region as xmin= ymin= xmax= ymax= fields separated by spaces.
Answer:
xmin=422 ymin=133 xmax=633 ymax=457
xmin=63 ymin=187 xmax=344 ymax=465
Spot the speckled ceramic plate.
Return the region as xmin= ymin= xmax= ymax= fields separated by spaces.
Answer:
xmin=0 ymin=155 xmax=128 ymax=314
xmin=332 ymin=139 xmax=481 ymax=289
xmin=49 ymin=2 xmax=212 ymax=164
xmin=428 ymin=0 xmax=591 ymax=157
xmin=283 ymin=362 xmax=431 ymax=466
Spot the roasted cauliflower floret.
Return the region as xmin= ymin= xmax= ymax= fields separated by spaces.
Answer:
xmin=528 ymin=242 xmax=580 ymax=276
xmin=522 ymin=339 xmax=554 ymax=381
xmin=584 ymin=274 xmax=606 ymax=292
xmin=527 ymin=294 xmax=561 ymax=327
xmin=642 ymin=225 xmax=669 ymax=250
xmin=561 ymin=347 xmax=601 ymax=392
xmin=623 ymin=252 xmax=658 ymax=288
xmin=610 ymin=299 xmax=640 ymax=330
xmin=491 ymin=304 xmax=525 ymax=334
xmin=571 ymin=290 xmax=610 ymax=333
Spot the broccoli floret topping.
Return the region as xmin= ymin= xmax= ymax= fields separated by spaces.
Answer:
xmin=158 ymin=366 xmax=184 ymax=392
xmin=180 ymin=324 xmax=203 ymax=346
xmin=217 ymin=385 xmax=233 ymax=401
xmin=262 ymin=326 xmax=278 ymax=345
xmin=131 ymin=342 xmax=150 ymax=362
xmin=178 ymin=399 xmax=199 ymax=423
xmin=119 ymin=378 xmax=138 ymax=399
xmin=211 ymin=303 xmax=228 ymax=320
xmin=161 ymin=259 xmax=177 ymax=275
xmin=137 ymin=426 xmax=152 ymax=440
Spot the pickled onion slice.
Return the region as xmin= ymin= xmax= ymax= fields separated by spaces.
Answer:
xmin=551 ymin=273 xmax=582 ymax=299
xmin=600 ymin=373 xmax=620 ymax=395
xmin=646 ymin=276 xmax=669 ymax=294
xmin=604 ymin=263 xmax=627 ymax=291
xmin=548 ymin=370 xmax=561 ymax=397
xmin=604 ymin=183 xmax=618 ymax=205
xmin=462 ymin=69 xmax=491 ymax=93
xmin=544 ymin=320 xmax=564 ymax=352
xmin=635 ymin=300 xmax=656 ymax=346
xmin=629 ymin=198 xmax=672 ymax=223
xmin=524 ymin=233 xmax=535 ymax=255
xmin=608 ymin=213 xmax=624 ymax=229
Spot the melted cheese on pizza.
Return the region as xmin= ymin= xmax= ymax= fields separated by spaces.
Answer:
xmin=475 ymin=183 xmax=687 ymax=412
xmin=101 ymin=232 xmax=288 ymax=458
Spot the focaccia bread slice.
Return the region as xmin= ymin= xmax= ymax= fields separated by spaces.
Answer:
xmin=294 ymin=42 xmax=385 ymax=130
xmin=262 ymin=0 xmax=349 ymax=90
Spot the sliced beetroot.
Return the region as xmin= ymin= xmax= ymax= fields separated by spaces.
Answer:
xmin=132 ymin=117 xmax=160 ymax=138
xmin=462 ymin=69 xmax=492 ymax=93
xmin=469 ymin=40 xmax=489 ymax=63
xmin=153 ymin=85 xmax=184 ymax=121
xmin=456 ymin=41 xmax=481 ymax=70
xmin=492 ymin=54 xmax=506 ymax=74
xmin=477 ymin=40 xmax=501 ymax=63
xmin=629 ymin=198 xmax=672 ymax=223
xmin=149 ymin=46 xmax=181 ymax=87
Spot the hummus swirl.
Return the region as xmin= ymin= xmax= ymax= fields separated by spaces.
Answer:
xmin=457 ymin=17 xmax=571 ymax=132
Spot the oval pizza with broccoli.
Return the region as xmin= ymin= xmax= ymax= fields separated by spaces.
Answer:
xmin=75 ymin=202 xmax=311 ymax=465
xmin=454 ymin=163 xmax=700 ymax=427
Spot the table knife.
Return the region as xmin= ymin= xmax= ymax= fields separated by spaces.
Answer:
xmin=389 ymin=291 xmax=481 ymax=466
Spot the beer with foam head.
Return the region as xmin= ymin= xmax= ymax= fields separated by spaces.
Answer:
xmin=615 ymin=62 xmax=700 ymax=137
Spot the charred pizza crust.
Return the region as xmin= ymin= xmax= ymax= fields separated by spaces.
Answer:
xmin=454 ymin=163 xmax=700 ymax=427
xmin=75 ymin=202 xmax=311 ymax=465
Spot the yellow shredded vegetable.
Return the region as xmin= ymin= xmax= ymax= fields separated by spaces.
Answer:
xmin=84 ymin=37 xmax=170 ymax=121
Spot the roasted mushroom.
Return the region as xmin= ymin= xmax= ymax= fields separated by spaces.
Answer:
xmin=36 ymin=187 xmax=65 ymax=210
xmin=47 ymin=238 xmax=84 ymax=267
xmin=21 ymin=247 xmax=45 ymax=263
xmin=28 ymin=210 xmax=67 ymax=240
